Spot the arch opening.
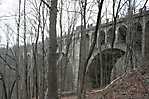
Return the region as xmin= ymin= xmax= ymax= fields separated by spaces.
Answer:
xmin=87 ymin=48 xmax=125 ymax=89
xmin=107 ymin=28 xmax=114 ymax=45
xmin=144 ymin=21 xmax=149 ymax=58
xmin=117 ymin=25 xmax=127 ymax=43
xmin=132 ymin=22 xmax=142 ymax=51
xmin=98 ymin=30 xmax=105 ymax=45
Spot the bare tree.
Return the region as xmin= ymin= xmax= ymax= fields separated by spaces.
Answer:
xmin=41 ymin=4 xmax=46 ymax=99
xmin=16 ymin=0 xmax=21 ymax=99
xmin=48 ymin=0 xmax=58 ymax=99
xmin=32 ymin=1 xmax=42 ymax=99
xmin=23 ymin=0 xmax=30 ymax=99
xmin=77 ymin=0 xmax=88 ymax=99
xmin=58 ymin=0 xmax=63 ymax=97
xmin=78 ymin=0 xmax=105 ymax=99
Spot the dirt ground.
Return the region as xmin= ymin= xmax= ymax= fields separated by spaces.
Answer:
xmin=61 ymin=96 xmax=77 ymax=99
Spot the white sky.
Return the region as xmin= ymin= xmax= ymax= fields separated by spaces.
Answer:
xmin=0 ymin=0 xmax=18 ymax=47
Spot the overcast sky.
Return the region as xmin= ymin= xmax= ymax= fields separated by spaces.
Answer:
xmin=0 ymin=0 xmax=18 ymax=47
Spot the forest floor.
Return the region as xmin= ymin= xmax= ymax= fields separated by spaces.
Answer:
xmin=61 ymin=62 xmax=149 ymax=99
xmin=61 ymin=96 xmax=77 ymax=99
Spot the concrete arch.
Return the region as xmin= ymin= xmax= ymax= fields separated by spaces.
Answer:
xmin=117 ymin=25 xmax=127 ymax=43
xmin=132 ymin=22 xmax=143 ymax=51
xmin=87 ymin=48 xmax=125 ymax=88
xmin=88 ymin=43 xmax=126 ymax=69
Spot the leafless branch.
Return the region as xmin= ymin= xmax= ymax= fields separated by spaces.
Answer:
xmin=41 ymin=0 xmax=51 ymax=9
xmin=0 ymin=55 xmax=16 ymax=71
xmin=80 ymin=0 xmax=104 ymax=97
xmin=143 ymin=0 xmax=148 ymax=8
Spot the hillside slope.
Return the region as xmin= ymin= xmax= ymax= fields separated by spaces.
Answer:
xmin=87 ymin=63 xmax=149 ymax=99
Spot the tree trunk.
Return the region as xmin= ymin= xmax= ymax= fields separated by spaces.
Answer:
xmin=16 ymin=0 xmax=21 ymax=99
xmin=41 ymin=4 xmax=46 ymax=99
xmin=78 ymin=0 xmax=104 ymax=98
xmin=77 ymin=1 xmax=88 ymax=99
xmin=48 ymin=0 xmax=58 ymax=99
xmin=23 ymin=0 xmax=29 ymax=99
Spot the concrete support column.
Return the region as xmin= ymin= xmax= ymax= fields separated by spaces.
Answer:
xmin=143 ymin=21 xmax=149 ymax=61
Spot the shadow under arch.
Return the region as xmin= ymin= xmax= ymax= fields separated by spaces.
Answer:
xmin=117 ymin=25 xmax=127 ymax=43
xmin=87 ymin=48 xmax=125 ymax=89
xmin=106 ymin=27 xmax=114 ymax=45
xmin=132 ymin=22 xmax=143 ymax=51
xmin=98 ymin=30 xmax=105 ymax=45
xmin=144 ymin=21 xmax=149 ymax=58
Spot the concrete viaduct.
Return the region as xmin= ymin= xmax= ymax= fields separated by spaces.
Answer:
xmin=70 ymin=8 xmax=149 ymax=88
